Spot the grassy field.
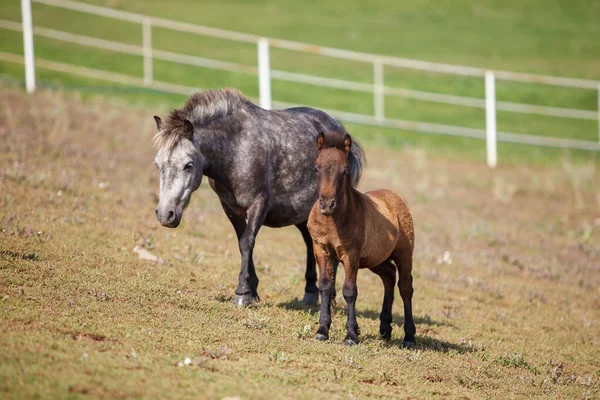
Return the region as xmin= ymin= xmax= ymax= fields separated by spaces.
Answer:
xmin=0 ymin=0 xmax=599 ymax=164
xmin=1 ymin=87 xmax=599 ymax=399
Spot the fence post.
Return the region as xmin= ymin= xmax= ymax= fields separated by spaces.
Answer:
xmin=257 ymin=38 xmax=271 ymax=110
xmin=143 ymin=17 xmax=153 ymax=85
xmin=373 ymin=58 xmax=384 ymax=121
xmin=485 ymin=71 xmax=497 ymax=168
xmin=21 ymin=0 xmax=35 ymax=93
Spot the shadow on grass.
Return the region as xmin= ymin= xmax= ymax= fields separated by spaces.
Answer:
xmin=361 ymin=333 xmax=475 ymax=354
xmin=0 ymin=249 xmax=41 ymax=262
xmin=277 ymin=300 xmax=450 ymax=328
xmin=277 ymin=298 xmax=320 ymax=314
xmin=358 ymin=308 xmax=450 ymax=327
xmin=214 ymin=294 xmax=234 ymax=303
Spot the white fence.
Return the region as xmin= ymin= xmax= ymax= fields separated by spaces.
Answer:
xmin=3 ymin=0 xmax=600 ymax=166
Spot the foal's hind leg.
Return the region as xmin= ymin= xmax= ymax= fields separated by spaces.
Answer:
xmin=369 ymin=261 xmax=396 ymax=340
xmin=392 ymin=251 xmax=416 ymax=347
xmin=295 ymin=222 xmax=319 ymax=305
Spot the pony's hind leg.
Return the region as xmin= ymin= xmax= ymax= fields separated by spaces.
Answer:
xmin=295 ymin=222 xmax=319 ymax=305
xmin=392 ymin=252 xmax=416 ymax=347
xmin=369 ymin=261 xmax=396 ymax=340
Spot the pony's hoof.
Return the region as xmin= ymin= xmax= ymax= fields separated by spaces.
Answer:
xmin=232 ymin=294 xmax=259 ymax=307
xmin=302 ymin=291 xmax=319 ymax=305
xmin=316 ymin=333 xmax=328 ymax=341
xmin=403 ymin=340 xmax=415 ymax=349
xmin=380 ymin=330 xmax=392 ymax=341
xmin=344 ymin=339 xmax=358 ymax=346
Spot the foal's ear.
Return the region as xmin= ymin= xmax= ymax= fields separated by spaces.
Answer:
xmin=316 ymin=132 xmax=325 ymax=150
xmin=153 ymin=116 xmax=162 ymax=131
xmin=343 ymin=134 xmax=352 ymax=153
xmin=182 ymin=119 xmax=194 ymax=139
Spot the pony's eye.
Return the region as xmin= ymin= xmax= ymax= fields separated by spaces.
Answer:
xmin=342 ymin=169 xmax=349 ymax=175
xmin=315 ymin=167 xmax=320 ymax=173
xmin=183 ymin=162 xmax=193 ymax=171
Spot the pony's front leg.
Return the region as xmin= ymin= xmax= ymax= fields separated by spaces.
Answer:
xmin=295 ymin=222 xmax=319 ymax=305
xmin=233 ymin=194 xmax=268 ymax=306
xmin=342 ymin=256 xmax=360 ymax=346
xmin=314 ymin=244 xmax=336 ymax=341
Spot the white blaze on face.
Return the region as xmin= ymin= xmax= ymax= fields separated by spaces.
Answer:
xmin=154 ymin=138 xmax=202 ymax=227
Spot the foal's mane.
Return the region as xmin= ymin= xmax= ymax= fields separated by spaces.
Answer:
xmin=153 ymin=88 xmax=247 ymax=150
xmin=319 ymin=131 xmax=350 ymax=152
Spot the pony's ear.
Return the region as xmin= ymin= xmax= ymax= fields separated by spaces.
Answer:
xmin=153 ymin=116 xmax=162 ymax=131
xmin=343 ymin=134 xmax=352 ymax=153
xmin=183 ymin=119 xmax=194 ymax=139
xmin=316 ymin=132 xmax=325 ymax=150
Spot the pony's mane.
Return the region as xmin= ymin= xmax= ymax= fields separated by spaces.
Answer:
xmin=153 ymin=88 xmax=247 ymax=150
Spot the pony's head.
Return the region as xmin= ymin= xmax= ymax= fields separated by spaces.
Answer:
xmin=152 ymin=116 xmax=204 ymax=228
xmin=314 ymin=131 xmax=352 ymax=216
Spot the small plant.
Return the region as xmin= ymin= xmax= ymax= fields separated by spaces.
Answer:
xmin=91 ymin=287 xmax=108 ymax=301
xmin=133 ymin=231 xmax=155 ymax=250
xmin=296 ymin=324 xmax=311 ymax=339
xmin=345 ymin=355 xmax=362 ymax=370
xmin=274 ymin=280 xmax=289 ymax=296
xmin=268 ymin=351 xmax=289 ymax=363
xmin=494 ymin=352 xmax=536 ymax=372
xmin=404 ymin=350 xmax=422 ymax=362
xmin=203 ymin=345 xmax=230 ymax=360
xmin=245 ymin=311 xmax=269 ymax=330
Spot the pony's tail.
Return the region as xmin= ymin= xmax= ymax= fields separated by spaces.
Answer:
xmin=348 ymin=135 xmax=366 ymax=188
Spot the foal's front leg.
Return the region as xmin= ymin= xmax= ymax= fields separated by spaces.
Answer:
xmin=233 ymin=194 xmax=269 ymax=306
xmin=342 ymin=256 xmax=360 ymax=346
xmin=314 ymin=244 xmax=336 ymax=341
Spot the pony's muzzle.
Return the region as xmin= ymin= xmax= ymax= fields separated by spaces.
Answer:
xmin=155 ymin=206 xmax=180 ymax=228
xmin=319 ymin=197 xmax=336 ymax=215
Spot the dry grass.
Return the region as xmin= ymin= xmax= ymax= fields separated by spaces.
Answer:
xmin=0 ymin=87 xmax=599 ymax=399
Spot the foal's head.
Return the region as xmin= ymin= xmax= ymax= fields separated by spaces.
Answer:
xmin=152 ymin=116 xmax=204 ymax=228
xmin=315 ymin=132 xmax=352 ymax=215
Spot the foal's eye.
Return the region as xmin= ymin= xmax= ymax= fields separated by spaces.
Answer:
xmin=342 ymin=169 xmax=349 ymax=175
xmin=183 ymin=162 xmax=193 ymax=171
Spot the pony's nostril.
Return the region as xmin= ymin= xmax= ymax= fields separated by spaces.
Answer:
xmin=155 ymin=209 xmax=159 ymax=216
xmin=167 ymin=210 xmax=174 ymax=221
xmin=329 ymin=199 xmax=336 ymax=209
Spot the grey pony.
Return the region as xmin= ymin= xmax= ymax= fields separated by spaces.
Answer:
xmin=153 ymin=88 xmax=365 ymax=305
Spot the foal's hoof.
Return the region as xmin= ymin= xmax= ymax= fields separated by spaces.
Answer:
xmin=403 ymin=341 xmax=416 ymax=349
xmin=344 ymin=339 xmax=358 ymax=346
xmin=316 ymin=333 xmax=328 ymax=341
xmin=232 ymin=294 xmax=260 ymax=307
xmin=302 ymin=291 xmax=319 ymax=305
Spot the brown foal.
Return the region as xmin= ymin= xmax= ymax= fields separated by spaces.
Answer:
xmin=307 ymin=131 xmax=416 ymax=347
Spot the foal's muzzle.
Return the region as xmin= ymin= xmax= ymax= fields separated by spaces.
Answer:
xmin=319 ymin=197 xmax=336 ymax=215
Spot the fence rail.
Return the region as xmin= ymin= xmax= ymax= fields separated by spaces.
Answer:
xmin=4 ymin=0 xmax=600 ymax=166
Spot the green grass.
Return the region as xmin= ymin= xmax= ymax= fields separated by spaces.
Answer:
xmin=0 ymin=0 xmax=599 ymax=164
xmin=1 ymin=87 xmax=599 ymax=399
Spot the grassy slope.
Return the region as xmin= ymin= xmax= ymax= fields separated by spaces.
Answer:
xmin=0 ymin=0 xmax=599 ymax=164
xmin=1 ymin=87 xmax=599 ymax=399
